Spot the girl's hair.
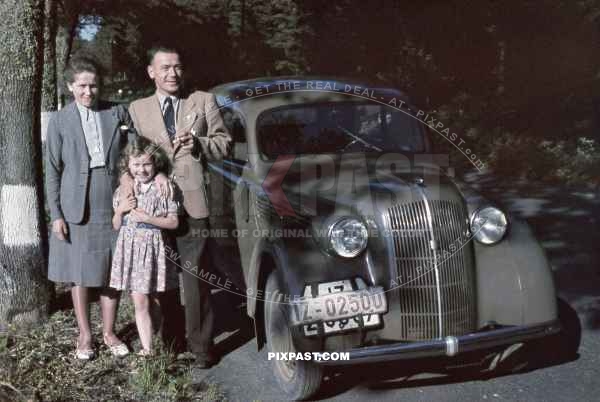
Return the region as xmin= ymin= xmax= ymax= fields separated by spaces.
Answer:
xmin=118 ymin=136 xmax=170 ymax=176
xmin=64 ymin=55 xmax=103 ymax=84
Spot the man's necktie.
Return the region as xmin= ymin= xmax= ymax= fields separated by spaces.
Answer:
xmin=163 ymin=97 xmax=176 ymax=140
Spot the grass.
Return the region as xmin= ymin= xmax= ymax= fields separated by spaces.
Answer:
xmin=0 ymin=293 xmax=226 ymax=402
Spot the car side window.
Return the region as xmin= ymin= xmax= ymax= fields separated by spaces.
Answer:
xmin=220 ymin=106 xmax=246 ymax=143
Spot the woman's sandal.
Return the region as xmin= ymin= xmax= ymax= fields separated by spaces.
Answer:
xmin=75 ymin=342 xmax=95 ymax=360
xmin=103 ymin=334 xmax=129 ymax=357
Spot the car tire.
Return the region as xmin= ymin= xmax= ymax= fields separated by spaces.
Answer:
xmin=265 ymin=271 xmax=323 ymax=401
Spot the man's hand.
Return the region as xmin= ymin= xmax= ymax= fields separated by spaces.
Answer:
xmin=173 ymin=131 xmax=195 ymax=152
xmin=155 ymin=173 xmax=172 ymax=198
xmin=52 ymin=218 xmax=69 ymax=241
xmin=130 ymin=208 xmax=151 ymax=223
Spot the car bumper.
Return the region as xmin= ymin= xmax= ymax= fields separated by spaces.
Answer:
xmin=315 ymin=319 xmax=561 ymax=365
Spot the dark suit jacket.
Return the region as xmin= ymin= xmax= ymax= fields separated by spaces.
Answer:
xmin=45 ymin=101 xmax=134 ymax=223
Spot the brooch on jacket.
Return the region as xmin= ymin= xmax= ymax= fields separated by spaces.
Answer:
xmin=119 ymin=124 xmax=137 ymax=135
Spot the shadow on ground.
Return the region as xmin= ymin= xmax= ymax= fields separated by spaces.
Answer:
xmin=311 ymin=295 xmax=582 ymax=400
xmin=211 ymin=289 xmax=255 ymax=358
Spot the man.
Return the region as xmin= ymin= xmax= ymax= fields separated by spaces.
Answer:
xmin=128 ymin=46 xmax=232 ymax=367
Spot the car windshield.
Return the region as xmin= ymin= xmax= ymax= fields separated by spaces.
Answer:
xmin=257 ymin=102 xmax=426 ymax=158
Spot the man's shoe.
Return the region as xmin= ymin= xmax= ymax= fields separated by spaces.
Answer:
xmin=193 ymin=352 xmax=218 ymax=369
xmin=176 ymin=351 xmax=196 ymax=361
xmin=193 ymin=357 xmax=213 ymax=369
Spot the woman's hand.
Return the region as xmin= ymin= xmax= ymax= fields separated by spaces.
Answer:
xmin=119 ymin=173 xmax=136 ymax=196
xmin=117 ymin=193 xmax=137 ymax=215
xmin=52 ymin=218 xmax=69 ymax=241
xmin=129 ymin=208 xmax=151 ymax=223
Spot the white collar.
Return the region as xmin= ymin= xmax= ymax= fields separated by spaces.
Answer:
xmin=75 ymin=102 xmax=97 ymax=120
xmin=135 ymin=178 xmax=156 ymax=195
xmin=156 ymin=92 xmax=179 ymax=109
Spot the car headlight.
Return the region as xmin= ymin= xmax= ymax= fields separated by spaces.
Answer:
xmin=470 ymin=206 xmax=508 ymax=245
xmin=328 ymin=217 xmax=369 ymax=258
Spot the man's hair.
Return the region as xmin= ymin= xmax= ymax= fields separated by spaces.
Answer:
xmin=147 ymin=45 xmax=182 ymax=65
xmin=64 ymin=56 xmax=103 ymax=84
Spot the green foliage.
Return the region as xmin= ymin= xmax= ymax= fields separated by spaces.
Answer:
xmin=432 ymin=90 xmax=600 ymax=184
xmin=0 ymin=297 xmax=221 ymax=401
xmin=540 ymin=137 xmax=600 ymax=183
xmin=48 ymin=0 xmax=600 ymax=187
xmin=129 ymin=343 xmax=193 ymax=401
xmin=485 ymin=135 xmax=600 ymax=184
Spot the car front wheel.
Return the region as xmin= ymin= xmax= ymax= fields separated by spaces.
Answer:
xmin=265 ymin=271 xmax=323 ymax=400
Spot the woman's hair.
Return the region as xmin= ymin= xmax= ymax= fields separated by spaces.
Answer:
xmin=64 ymin=56 xmax=103 ymax=84
xmin=118 ymin=136 xmax=170 ymax=176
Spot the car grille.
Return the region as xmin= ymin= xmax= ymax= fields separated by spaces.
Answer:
xmin=386 ymin=200 xmax=476 ymax=340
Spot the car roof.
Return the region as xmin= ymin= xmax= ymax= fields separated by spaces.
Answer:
xmin=209 ymin=76 xmax=414 ymax=117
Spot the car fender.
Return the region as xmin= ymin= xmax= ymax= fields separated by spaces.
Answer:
xmin=246 ymin=237 xmax=295 ymax=318
xmin=474 ymin=219 xmax=558 ymax=327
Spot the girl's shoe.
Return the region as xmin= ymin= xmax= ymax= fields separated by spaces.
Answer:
xmin=137 ymin=349 xmax=153 ymax=357
xmin=75 ymin=343 xmax=95 ymax=360
xmin=103 ymin=335 xmax=129 ymax=357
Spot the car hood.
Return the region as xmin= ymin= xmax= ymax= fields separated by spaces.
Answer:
xmin=274 ymin=153 xmax=464 ymax=217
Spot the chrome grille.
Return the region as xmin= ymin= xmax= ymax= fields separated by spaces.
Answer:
xmin=386 ymin=200 xmax=476 ymax=340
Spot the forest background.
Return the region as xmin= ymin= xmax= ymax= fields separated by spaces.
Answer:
xmin=1 ymin=1 xmax=599 ymax=399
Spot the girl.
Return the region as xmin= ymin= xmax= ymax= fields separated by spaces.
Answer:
xmin=110 ymin=137 xmax=179 ymax=356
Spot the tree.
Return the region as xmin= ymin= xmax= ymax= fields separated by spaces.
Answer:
xmin=42 ymin=0 xmax=58 ymax=112
xmin=0 ymin=0 xmax=51 ymax=329
xmin=227 ymin=0 xmax=310 ymax=76
xmin=55 ymin=0 xmax=81 ymax=107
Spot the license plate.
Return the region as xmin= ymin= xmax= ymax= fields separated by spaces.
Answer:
xmin=291 ymin=284 xmax=387 ymax=325
xmin=304 ymin=314 xmax=381 ymax=335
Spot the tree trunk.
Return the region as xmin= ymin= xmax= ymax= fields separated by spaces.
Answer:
xmin=42 ymin=0 xmax=57 ymax=112
xmin=55 ymin=23 xmax=70 ymax=108
xmin=42 ymin=0 xmax=57 ymax=146
xmin=55 ymin=0 xmax=79 ymax=108
xmin=0 ymin=0 xmax=51 ymax=330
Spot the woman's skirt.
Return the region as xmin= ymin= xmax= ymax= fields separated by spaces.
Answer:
xmin=48 ymin=167 xmax=116 ymax=287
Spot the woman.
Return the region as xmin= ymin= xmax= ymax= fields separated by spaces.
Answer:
xmin=46 ymin=56 xmax=134 ymax=359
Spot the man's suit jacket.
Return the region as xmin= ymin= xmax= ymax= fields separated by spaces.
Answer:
xmin=128 ymin=91 xmax=231 ymax=219
xmin=46 ymin=101 xmax=134 ymax=223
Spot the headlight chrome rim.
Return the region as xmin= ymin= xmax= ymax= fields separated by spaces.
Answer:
xmin=470 ymin=206 xmax=509 ymax=245
xmin=327 ymin=217 xmax=369 ymax=258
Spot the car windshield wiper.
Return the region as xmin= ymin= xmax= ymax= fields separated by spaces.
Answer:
xmin=336 ymin=124 xmax=383 ymax=152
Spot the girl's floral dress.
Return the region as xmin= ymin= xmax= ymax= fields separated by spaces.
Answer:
xmin=110 ymin=179 xmax=179 ymax=293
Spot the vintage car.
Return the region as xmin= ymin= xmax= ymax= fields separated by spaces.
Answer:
xmin=207 ymin=78 xmax=561 ymax=400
